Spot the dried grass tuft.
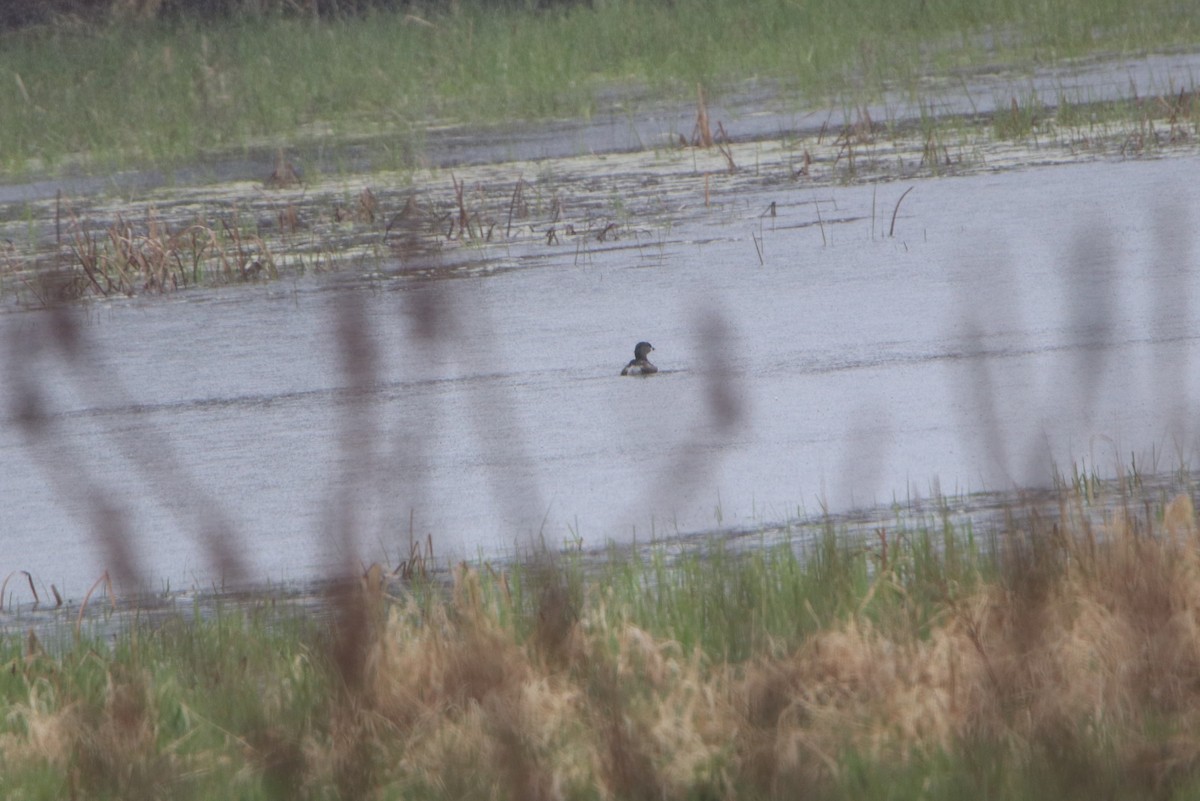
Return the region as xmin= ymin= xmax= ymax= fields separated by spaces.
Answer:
xmin=311 ymin=491 xmax=1200 ymax=796
xmin=0 ymin=685 xmax=78 ymax=769
xmin=5 ymin=490 xmax=1200 ymax=796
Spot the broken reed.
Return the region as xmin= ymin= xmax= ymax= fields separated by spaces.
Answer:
xmin=40 ymin=194 xmax=279 ymax=300
xmin=6 ymin=487 xmax=1200 ymax=798
xmin=4 ymin=172 xmax=637 ymax=303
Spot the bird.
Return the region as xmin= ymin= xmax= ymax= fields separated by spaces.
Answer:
xmin=621 ymin=341 xmax=658 ymax=376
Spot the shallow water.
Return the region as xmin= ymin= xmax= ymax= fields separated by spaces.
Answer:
xmin=3 ymin=147 xmax=1200 ymax=602
xmin=4 ymin=44 xmax=1200 ymax=601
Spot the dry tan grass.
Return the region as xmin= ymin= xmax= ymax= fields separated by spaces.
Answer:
xmin=302 ymin=495 xmax=1200 ymax=796
xmin=5 ymin=492 xmax=1200 ymax=797
xmin=0 ymin=684 xmax=78 ymax=769
xmin=4 ymin=195 xmax=281 ymax=302
xmin=726 ymin=492 xmax=1200 ymax=795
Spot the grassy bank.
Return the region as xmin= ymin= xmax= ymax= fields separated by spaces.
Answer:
xmin=1 ymin=0 xmax=1197 ymax=176
xmin=4 ymin=488 xmax=1200 ymax=798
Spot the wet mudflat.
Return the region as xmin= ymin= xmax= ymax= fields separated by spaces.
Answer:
xmin=2 ymin=58 xmax=1200 ymax=604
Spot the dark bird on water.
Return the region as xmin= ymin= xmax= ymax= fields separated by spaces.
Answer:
xmin=621 ymin=341 xmax=658 ymax=376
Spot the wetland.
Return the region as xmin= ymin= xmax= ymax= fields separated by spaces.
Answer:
xmin=3 ymin=46 xmax=1200 ymax=597
xmin=3 ymin=3 xmax=1200 ymax=796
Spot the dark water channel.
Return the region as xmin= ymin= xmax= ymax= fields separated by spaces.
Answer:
xmin=4 ymin=152 xmax=1200 ymax=604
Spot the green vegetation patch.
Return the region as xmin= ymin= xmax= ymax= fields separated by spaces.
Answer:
xmin=0 ymin=0 xmax=1197 ymax=176
xmin=5 ymin=488 xmax=1200 ymax=798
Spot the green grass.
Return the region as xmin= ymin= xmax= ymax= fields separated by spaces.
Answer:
xmin=1 ymin=601 xmax=331 ymax=799
xmin=0 ymin=0 xmax=1197 ymax=177
xmin=4 ymin=480 xmax=1200 ymax=798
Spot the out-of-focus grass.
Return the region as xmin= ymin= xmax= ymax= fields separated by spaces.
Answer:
xmin=6 ymin=488 xmax=1200 ymax=798
xmin=0 ymin=0 xmax=1197 ymax=176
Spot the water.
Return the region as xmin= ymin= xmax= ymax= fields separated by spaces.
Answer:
xmin=4 ymin=41 xmax=1200 ymax=601
xmin=3 ymin=149 xmax=1199 ymax=602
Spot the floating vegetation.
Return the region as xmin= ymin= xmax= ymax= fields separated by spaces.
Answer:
xmin=3 ymin=83 xmax=1196 ymax=308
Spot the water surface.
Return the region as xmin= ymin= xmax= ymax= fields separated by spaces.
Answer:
xmin=3 ymin=147 xmax=1199 ymax=600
